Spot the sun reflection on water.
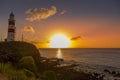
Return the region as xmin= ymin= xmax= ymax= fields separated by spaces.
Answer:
xmin=56 ymin=48 xmax=62 ymax=59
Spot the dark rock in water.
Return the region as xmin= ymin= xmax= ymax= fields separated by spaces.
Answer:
xmin=112 ymin=71 xmax=116 ymax=74
xmin=0 ymin=41 xmax=41 ymax=67
xmin=104 ymin=69 xmax=111 ymax=73
xmin=114 ymin=73 xmax=120 ymax=77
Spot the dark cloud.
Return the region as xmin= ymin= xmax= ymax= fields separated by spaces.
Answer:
xmin=71 ymin=36 xmax=82 ymax=40
xmin=31 ymin=40 xmax=50 ymax=44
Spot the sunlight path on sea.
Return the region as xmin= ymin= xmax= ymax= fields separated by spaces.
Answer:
xmin=56 ymin=48 xmax=62 ymax=59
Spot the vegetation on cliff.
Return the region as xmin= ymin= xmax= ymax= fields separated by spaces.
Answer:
xmin=0 ymin=41 xmax=41 ymax=66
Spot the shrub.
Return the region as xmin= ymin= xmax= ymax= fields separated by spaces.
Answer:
xmin=23 ymin=69 xmax=35 ymax=77
xmin=18 ymin=56 xmax=37 ymax=73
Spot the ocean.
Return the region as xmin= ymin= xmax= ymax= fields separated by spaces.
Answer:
xmin=39 ymin=48 xmax=120 ymax=68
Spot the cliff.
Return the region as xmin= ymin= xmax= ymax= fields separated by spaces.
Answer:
xmin=0 ymin=41 xmax=41 ymax=66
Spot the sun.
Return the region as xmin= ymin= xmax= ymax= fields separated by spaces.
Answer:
xmin=49 ymin=34 xmax=70 ymax=48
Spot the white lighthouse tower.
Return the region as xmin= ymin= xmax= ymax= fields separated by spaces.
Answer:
xmin=7 ymin=12 xmax=16 ymax=41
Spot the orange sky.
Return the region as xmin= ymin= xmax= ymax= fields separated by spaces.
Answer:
xmin=0 ymin=16 xmax=120 ymax=48
xmin=26 ymin=17 xmax=120 ymax=48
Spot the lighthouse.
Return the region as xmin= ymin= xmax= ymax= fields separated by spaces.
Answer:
xmin=7 ymin=12 xmax=16 ymax=41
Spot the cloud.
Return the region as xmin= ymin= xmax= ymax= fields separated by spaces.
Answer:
xmin=23 ymin=26 xmax=35 ymax=33
xmin=60 ymin=10 xmax=67 ymax=15
xmin=31 ymin=40 xmax=50 ymax=44
xmin=26 ymin=6 xmax=57 ymax=22
xmin=71 ymin=36 xmax=82 ymax=41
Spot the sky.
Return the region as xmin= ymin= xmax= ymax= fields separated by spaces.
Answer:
xmin=0 ymin=0 xmax=120 ymax=48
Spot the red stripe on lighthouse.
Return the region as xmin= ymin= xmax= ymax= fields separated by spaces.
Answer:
xmin=9 ymin=21 xmax=15 ymax=25
xmin=8 ymin=29 xmax=15 ymax=32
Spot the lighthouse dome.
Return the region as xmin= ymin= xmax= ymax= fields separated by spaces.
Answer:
xmin=10 ymin=12 xmax=14 ymax=16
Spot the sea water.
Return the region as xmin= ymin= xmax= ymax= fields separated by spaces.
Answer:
xmin=39 ymin=48 xmax=120 ymax=68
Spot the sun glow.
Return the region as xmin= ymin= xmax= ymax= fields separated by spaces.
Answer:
xmin=49 ymin=34 xmax=70 ymax=48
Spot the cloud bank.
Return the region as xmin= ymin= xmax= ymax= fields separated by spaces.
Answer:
xmin=26 ymin=6 xmax=57 ymax=21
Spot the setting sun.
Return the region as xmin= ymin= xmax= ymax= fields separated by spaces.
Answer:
xmin=49 ymin=34 xmax=70 ymax=48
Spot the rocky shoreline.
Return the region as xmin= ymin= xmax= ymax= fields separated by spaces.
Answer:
xmin=58 ymin=60 xmax=120 ymax=80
